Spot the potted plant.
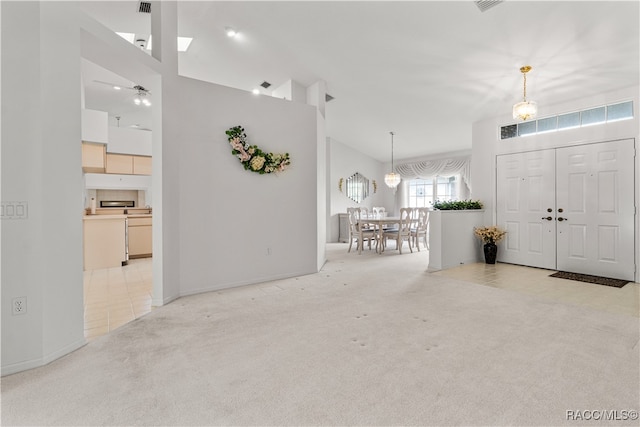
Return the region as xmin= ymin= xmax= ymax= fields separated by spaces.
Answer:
xmin=431 ymin=199 xmax=483 ymax=210
xmin=474 ymin=226 xmax=507 ymax=264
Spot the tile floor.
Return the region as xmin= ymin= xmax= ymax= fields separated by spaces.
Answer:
xmin=83 ymin=251 xmax=639 ymax=341
xmin=433 ymin=261 xmax=639 ymax=318
xmin=83 ymin=258 xmax=153 ymax=341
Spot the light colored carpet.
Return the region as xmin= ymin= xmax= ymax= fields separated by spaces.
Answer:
xmin=2 ymin=244 xmax=639 ymax=426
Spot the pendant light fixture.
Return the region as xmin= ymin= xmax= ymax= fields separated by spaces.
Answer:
xmin=512 ymin=65 xmax=537 ymax=121
xmin=384 ymin=131 xmax=401 ymax=189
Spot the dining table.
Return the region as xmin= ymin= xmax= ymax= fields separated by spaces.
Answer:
xmin=361 ymin=216 xmax=403 ymax=253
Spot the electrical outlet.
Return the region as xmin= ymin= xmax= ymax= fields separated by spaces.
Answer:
xmin=12 ymin=297 xmax=27 ymax=315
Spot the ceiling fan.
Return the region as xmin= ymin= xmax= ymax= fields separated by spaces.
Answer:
xmin=92 ymin=80 xmax=152 ymax=106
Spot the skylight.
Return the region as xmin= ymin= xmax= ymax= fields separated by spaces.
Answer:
xmin=116 ymin=32 xmax=193 ymax=52
xmin=116 ymin=32 xmax=135 ymax=44
xmin=177 ymin=37 xmax=193 ymax=52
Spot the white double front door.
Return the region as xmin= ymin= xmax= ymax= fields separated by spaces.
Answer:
xmin=496 ymin=139 xmax=635 ymax=281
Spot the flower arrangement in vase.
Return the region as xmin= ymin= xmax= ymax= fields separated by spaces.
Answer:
xmin=474 ymin=226 xmax=507 ymax=264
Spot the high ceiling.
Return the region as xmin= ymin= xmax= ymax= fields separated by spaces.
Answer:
xmin=81 ymin=1 xmax=639 ymax=162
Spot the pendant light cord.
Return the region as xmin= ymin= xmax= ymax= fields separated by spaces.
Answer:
xmin=390 ymin=131 xmax=395 ymax=171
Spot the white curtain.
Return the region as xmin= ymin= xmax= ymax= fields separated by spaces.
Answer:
xmin=395 ymin=157 xmax=471 ymax=191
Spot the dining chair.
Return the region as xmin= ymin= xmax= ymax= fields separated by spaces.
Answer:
xmin=372 ymin=206 xmax=386 ymax=218
xmin=359 ymin=207 xmax=374 ymax=232
xmin=372 ymin=207 xmax=388 ymax=233
xmin=411 ymin=207 xmax=429 ymax=251
xmin=347 ymin=207 xmax=377 ymax=254
xmin=382 ymin=207 xmax=413 ymax=254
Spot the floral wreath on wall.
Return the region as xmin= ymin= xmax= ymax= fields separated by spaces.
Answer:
xmin=225 ymin=126 xmax=291 ymax=174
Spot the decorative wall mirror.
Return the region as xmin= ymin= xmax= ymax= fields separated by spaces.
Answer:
xmin=345 ymin=172 xmax=370 ymax=203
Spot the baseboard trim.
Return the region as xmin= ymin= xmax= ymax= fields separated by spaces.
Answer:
xmin=179 ymin=270 xmax=317 ymax=298
xmin=2 ymin=337 xmax=86 ymax=377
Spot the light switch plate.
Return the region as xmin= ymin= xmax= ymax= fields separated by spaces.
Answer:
xmin=1 ymin=201 xmax=29 ymax=220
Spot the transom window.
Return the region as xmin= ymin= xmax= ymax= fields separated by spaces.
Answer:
xmin=500 ymin=100 xmax=633 ymax=140
xmin=408 ymin=176 xmax=458 ymax=208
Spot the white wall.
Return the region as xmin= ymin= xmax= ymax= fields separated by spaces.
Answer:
xmin=84 ymin=173 xmax=152 ymax=208
xmin=81 ymin=108 xmax=108 ymax=143
xmin=471 ymin=86 xmax=640 ymax=280
xmin=1 ymin=2 xmax=85 ymax=375
xmin=172 ymin=76 xmax=318 ymax=295
xmin=107 ymin=127 xmax=152 ymax=156
xmin=328 ymin=138 xmax=388 ymax=242
xmin=428 ymin=210 xmax=485 ymax=271
xmin=85 ymin=173 xmax=152 ymax=190
xmin=1 ymin=1 xmax=321 ymax=376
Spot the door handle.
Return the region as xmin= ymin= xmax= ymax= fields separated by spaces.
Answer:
xmin=541 ymin=216 xmax=553 ymax=221
xmin=557 ymin=217 xmax=568 ymax=222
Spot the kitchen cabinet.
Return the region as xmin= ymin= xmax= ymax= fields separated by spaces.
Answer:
xmin=133 ymin=156 xmax=152 ymax=175
xmin=83 ymin=215 xmax=127 ymax=270
xmin=128 ymin=216 xmax=152 ymax=258
xmin=106 ymin=153 xmax=152 ymax=175
xmin=82 ymin=142 xmax=106 ymax=173
xmin=106 ymin=153 xmax=133 ymax=174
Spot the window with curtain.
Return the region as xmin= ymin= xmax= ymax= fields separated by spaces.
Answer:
xmin=407 ymin=175 xmax=459 ymax=208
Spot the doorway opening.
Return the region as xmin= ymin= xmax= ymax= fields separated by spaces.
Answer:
xmin=81 ymin=56 xmax=159 ymax=340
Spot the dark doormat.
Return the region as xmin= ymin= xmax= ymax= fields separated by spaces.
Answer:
xmin=549 ymin=271 xmax=629 ymax=288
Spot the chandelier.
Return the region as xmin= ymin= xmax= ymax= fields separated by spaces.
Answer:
xmin=512 ymin=65 xmax=537 ymax=121
xmin=384 ymin=131 xmax=401 ymax=189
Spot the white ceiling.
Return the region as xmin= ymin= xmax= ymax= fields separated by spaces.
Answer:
xmin=80 ymin=1 xmax=639 ymax=162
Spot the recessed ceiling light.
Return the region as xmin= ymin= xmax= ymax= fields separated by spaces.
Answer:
xmin=252 ymin=88 xmax=260 ymax=95
xmin=113 ymin=86 xmax=122 ymax=90
xmin=226 ymin=27 xmax=238 ymax=38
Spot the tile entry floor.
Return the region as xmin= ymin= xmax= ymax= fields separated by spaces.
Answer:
xmin=433 ymin=261 xmax=639 ymax=318
xmin=83 ymin=251 xmax=639 ymax=341
xmin=83 ymin=258 xmax=153 ymax=341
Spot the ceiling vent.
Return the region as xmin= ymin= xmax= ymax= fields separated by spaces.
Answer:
xmin=475 ymin=0 xmax=503 ymax=12
xmin=137 ymin=1 xmax=151 ymax=13
xmin=325 ymin=94 xmax=335 ymax=102
xmin=260 ymin=81 xmax=272 ymax=89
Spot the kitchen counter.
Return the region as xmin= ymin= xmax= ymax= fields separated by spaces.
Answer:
xmin=83 ymin=214 xmax=151 ymax=220
xmin=83 ymin=214 xmax=128 ymax=220
xmin=83 ymin=215 xmax=127 ymax=270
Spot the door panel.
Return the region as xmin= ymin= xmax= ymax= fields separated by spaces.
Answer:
xmin=497 ymin=150 xmax=556 ymax=269
xmin=556 ymin=140 xmax=635 ymax=280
